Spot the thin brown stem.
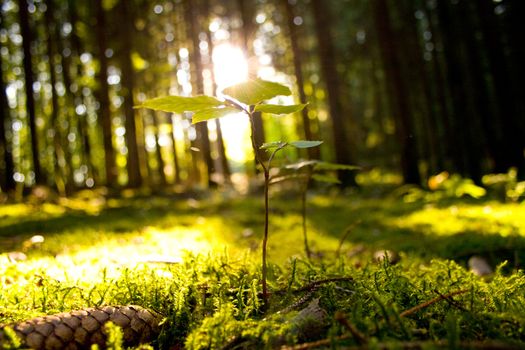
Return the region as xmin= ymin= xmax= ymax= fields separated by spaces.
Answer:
xmin=399 ymin=289 xmax=468 ymax=318
xmin=335 ymin=311 xmax=367 ymax=345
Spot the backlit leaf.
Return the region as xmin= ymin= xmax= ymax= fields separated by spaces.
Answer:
xmin=192 ymin=107 xmax=240 ymax=124
xmin=285 ymin=160 xmax=318 ymax=170
xmin=222 ymin=79 xmax=291 ymax=105
xmin=254 ymin=103 xmax=307 ymax=116
xmin=313 ymin=162 xmax=360 ymax=171
xmin=137 ymin=95 xmax=224 ymax=113
xmin=260 ymin=141 xmax=287 ymax=150
xmin=289 ymin=140 xmax=323 ymax=149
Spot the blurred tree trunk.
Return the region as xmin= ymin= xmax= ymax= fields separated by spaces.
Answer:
xmin=44 ymin=0 xmax=69 ymax=195
xmin=397 ymin=0 xmax=442 ymax=176
xmin=436 ymin=0 xmax=484 ymax=183
xmin=372 ymin=0 xmax=421 ymax=185
xmin=94 ymin=0 xmax=117 ymax=187
xmin=202 ymin=0 xmax=231 ymax=183
xmin=150 ymin=111 xmax=167 ymax=186
xmin=282 ymin=0 xmax=319 ymax=160
xmin=0 ymin=14 xmax=15 ymax=192
xmin=168 ymin=113 xmax=182 ymax=184
xmin=311 ymin=0 xmax=357 ymax=186
xmin=18 ymin=0 xmax=44 ymax=184
xmin=184 ymin=0 xmax=215 ymax=187
xmin=68 ymin=0 xmax=96 ymax=184
xmin=238 ymin=0 xmax=267 ymax=165
xmin=118 ymin=0 xmax=142 ymax=188
xmin=475 ymin=0 xmax=525 ymax=175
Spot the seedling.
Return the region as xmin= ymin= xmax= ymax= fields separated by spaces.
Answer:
xmin=137 ymin=78 xmax=321 ymax=308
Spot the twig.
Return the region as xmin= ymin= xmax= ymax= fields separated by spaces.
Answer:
xmin=274 ymin=277 xmax=354 ymax=295
xmin=433 ymin=288 xmax=468 ymax=312
xmin=334 ymin=311 xmax=367 ymax=345
xmin=399 ymin=289 xmax=468 ymax=318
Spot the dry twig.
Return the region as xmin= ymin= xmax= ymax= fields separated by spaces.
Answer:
xmin=399 ymin=289 xmax=468 ymax=318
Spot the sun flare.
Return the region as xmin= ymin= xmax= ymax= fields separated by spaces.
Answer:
xmin=212 ymin=44 xmax=251 ymax=163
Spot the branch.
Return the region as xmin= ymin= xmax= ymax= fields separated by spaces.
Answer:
xmin=399 ymin=289 xmax=468 ymax=318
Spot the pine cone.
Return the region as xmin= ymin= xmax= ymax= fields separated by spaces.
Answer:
xmin=0 ymin=305 xmax=162 ymax=350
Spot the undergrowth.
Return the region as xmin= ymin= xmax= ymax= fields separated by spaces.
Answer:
xmin=1 ymin=186 xmax=525 ymax=348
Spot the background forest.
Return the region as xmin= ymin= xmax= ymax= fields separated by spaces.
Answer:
xmin=2 ymin=1 xmax=525 ymax=349
xmin=1 ymin=0 xmax=524 ymax=196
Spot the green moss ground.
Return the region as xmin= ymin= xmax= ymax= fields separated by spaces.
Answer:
xmin=1 ymin=184 xmax=525 ymax=348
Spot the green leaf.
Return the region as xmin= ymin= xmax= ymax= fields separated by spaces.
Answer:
xmin=260 ymin=141 xmax=287 ymax=150
xmin=192 ymin=107 xmax=240 ymax=124
xmin=254 ymin=103 xmax=307 ymax=116
xmin=285 ymin=160 xmax=318 ymax=170
xmin=136 ymin=95 xmax=224 ymax=113
xmin=289 ymin=140 xmax=323 ymax=149
xmin=312 ymin=174 xmax=341 ymax=184
xmin=313 ymin=162 xmax=360 ymax=171
xmin=222 ymin=78 xmax=291 ymax=105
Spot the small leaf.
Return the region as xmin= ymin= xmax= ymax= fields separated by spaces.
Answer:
xmin=260 ymin=141 xmax=287 ymax=150
xmin=289 ymin=140 xmax=323 ymax=149
xmin=254 ymin=103 xmax=307 ymax=116
xmin=285 ymin=160 xmax=319 ymax=170
xmin=222 ymin=78 xmax=291 ymax=105
xmin=313 ymin=162 xmax=360 ymax=171
xmin=192 ymin=107 xmax=240 ymax=124
xmin=312 ymin=174 xmax=341 ymax=184
xmin=137 ymin=95 xmax=224 ymax=113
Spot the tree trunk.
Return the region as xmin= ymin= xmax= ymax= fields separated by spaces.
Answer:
xmin=238 ymin=0 xmax=267 ymax=166
xmin=94 ymin=0 xmax=117 ymax=187
xmin=436 ymin=0 xmax=484 ymax=183
xmin=44 ymin=0 xmax=69 ymax=195
xmin=202 ymin=0 xmax=231 ymax=183
xmin=311 ymin=0 xmax=357 ymax=186
xmin=119 ymin=0 xmax=142 ymax=188
xmin=68 ymin=0 xmax=96 ymax=185
xmin=150 ymin=111 xmax=167 ymax=186
xmin=283 ymin=0 xmax=319 ymax=160
xmin=184 ymin=0 xmax=215 ymax=187
xmin=372 ymin=0 xmax=421 ymax=185
xmin=0 ymin=13 xmax=15 ymax=192
xmin=18 ymin=0 xmax=44 ymax=184
xmin=475 ymin=0 xmax=525 ymax=175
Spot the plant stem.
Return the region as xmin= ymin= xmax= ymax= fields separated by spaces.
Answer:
xmin=247 ymin=108 xmax=270 ymax=309
xmin=301 ymin=170 xmax=312 ymax=259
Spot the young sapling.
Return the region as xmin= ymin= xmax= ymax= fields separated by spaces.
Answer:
xmin=137 ymin=78 xmax=321 ymax=308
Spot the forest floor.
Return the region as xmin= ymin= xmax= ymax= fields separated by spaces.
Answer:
xmin=1 ymin=178 xmax=525 ymax=349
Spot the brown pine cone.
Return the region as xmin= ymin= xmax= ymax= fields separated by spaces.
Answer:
xmin=0 ymin=305 xmax=162 ymax=350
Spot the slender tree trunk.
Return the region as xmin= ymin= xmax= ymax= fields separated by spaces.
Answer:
xmin=94 ymin=0 xmax=117 ymax=187
xmin=311 ymin=0 xmax=357 ymax=186
xmin=184 ymin=0 xmax=215 ymax=187
xmin=436 ymin=0 xmax=484 ymax=183
xmin=44 ymin=0 xmax=68 ymax=195
xmin=150 ymin=111 xmax=167 ymax=186
xmin=18 ymin=0 xmax=44 ymax=184
xmin=0 ymin=15 xmax=15 ymax=192
xmin=475 ymin=0 xmax=525 ymax=175
xmin=118 ymin=0 xmax=142 ymax=188
xmin=68 ymin=0 xmax=96 ymax=185
xmin=169 ymin=113 xmax=182 ymax=184
xmin=283 ymin=0 xmax=319 ymax=160
xmin=202 ymin=0 xmax=231 ymax=183
xmin=372 ymin=0 xmax=420 ymax=184
xmin=238 ymin=0 xmax=267 ymax=166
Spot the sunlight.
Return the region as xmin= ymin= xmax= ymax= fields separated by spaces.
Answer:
xmin=212 ymin=44 xmax=251 ymax=163
xmin=212 ymin=44 xmax=248 ymax=91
